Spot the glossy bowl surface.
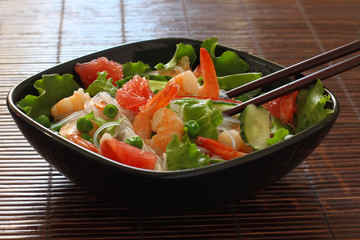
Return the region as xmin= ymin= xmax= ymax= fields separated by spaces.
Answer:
xmin=7 ymin=38 xmax=339 ymax=214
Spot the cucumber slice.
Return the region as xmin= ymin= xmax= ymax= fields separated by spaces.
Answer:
xmin=212 ymin=100 xmax=240 ymax=118
xmin=239 ymin=104 xmax=271 ymax=150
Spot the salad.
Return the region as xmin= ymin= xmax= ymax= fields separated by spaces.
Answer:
xmin=17 ymin=37 xmax=334 ymax=171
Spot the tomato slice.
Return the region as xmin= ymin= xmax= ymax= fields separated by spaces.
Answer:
xmin=100 ymin=135 xmax=157 ymax=170
xmin=115 ymin=75 xmax=154 ymax=114
xmin=263 ymin=91 xmax=298 ymax=124
xmin=195 ymin=136 xmax=246 ymax=160
xmin=74 ymin=57 xmax=124 ymax=88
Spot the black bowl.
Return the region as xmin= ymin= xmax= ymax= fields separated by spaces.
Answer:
xmin=7 ymin=38 xmax=339 ymax=215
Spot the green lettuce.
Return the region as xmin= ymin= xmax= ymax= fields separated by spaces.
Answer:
xmin=148 ymin=80 xmax=167 ymax=93
xmin=270 ymin=117 xmax=293 ymax=134
xmin=201 ymin=37 xmax=250 ymax=76
xmin=169 ymin=97 xmax=223 ymax=139
xmin=122 ymin=61 xmax=150 ymax=77
xmin=17 ymin=74 xmax=80 ymax=121
xmin=217 ymin=73 xmax=263 ymax=91
xmin=267 ymin=128 xmax=290 ymax=146
xmin=155 ymin=42 xmax=196 ymax=70
xmin=166 ymin=135 xmax=210 ymax=170
xmin=295 ymin=79 xmax=334 ymax=133
xmin=86 ymin=71 xmax=117 ymax=97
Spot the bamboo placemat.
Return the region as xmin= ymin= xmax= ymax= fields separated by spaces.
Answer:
xmin=1 ymin=0 xmax=359 ymax=239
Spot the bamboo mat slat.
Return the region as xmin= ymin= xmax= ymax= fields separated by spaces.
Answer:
xmin=0 ymin=0 xmax=359 ymax=239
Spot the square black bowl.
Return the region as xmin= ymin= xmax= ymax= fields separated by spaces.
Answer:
xmin=7 ymin=38 xmax=339 ymax=214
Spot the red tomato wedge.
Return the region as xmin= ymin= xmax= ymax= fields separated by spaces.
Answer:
xmin=263 ymin=91 xmax=298 ymax=124
xmin=195 ymin=136 xmax=246 ymax=160
xmin=115 ymin=75 xmax=154 ymax=114
xmin=100 ymin=135 xmax=157 ymax=170
xmin=74 ymin=57 xmax=124 ymax=88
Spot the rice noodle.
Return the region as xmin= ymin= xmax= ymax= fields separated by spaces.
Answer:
xmin=85 ymin=91 xmax=135 ymax=121
xmin=93 ymin=121 xmax=123 ymax=147
xmin=219 ymin=89 xmax=231 ymax=100
xmin=50 ymin=110 xmax=86 ymax=130
xmin=217 ymin=125 xmax=236 ymax=149
xmin=222 ymin=116 xmax=240 ymax=128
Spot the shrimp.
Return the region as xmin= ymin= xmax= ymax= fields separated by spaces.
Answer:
xmin=198 ymin=48 xmax=220 ymax=98
xmin=59 ymin=121 xmax=99 ymax=154
xmin=51 ymin=88 xmax=91 ymax=121
xmin=166 ymin=70 xmax=201 ymax=96
xmin=133 ymin=82 xmax=180 ymax=139
xmin=133 ymin=82 xmax=182 ymax=155
xmin=145 ymin=107 xmax=184 ymax=155
xmin=165 ymin=48 xmax=220 ymax=98
xmin=218 ymin=126 xmax=253 ymax=153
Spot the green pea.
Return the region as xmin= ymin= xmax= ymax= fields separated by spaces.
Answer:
xmin=35 ymin=115 xmax=50 ymax=128
xmin=103 ymin=104 xmax=118 ymax=118
xmin=125 ymin=136 xmax=143 ymax=149
xmin=184 ymin=120 xmax=200 ymax=139
xmin=76 ymin=117 xmax=93 ymax=133
xmin=81 ymin=133 xmax=91 ymax=141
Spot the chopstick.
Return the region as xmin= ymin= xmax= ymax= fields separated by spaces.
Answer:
xmin=222 ymin=39 xmax=360 ymax=116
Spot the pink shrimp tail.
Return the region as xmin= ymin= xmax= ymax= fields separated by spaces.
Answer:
xmin=198 ymin=48 xmax=220 ymax=98
xmin=133 ymin=82 xmax=180 ymax=139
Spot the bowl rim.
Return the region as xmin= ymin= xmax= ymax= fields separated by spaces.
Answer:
xmin=6 ymin=37 xmax=340 ymax=178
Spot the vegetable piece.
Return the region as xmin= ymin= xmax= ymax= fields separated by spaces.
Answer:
xmin=125 ymin=136 xmax=143 ymax=149
xmin=184 ymin=120 xmax=200 ymax=139
xmin=75 ymin=57 xmax=123 ymax=88
xmin=195 ymin=136 xmax=246 ymax=160
xmin=148 ymin=80 xmax=167 ymax=93
xmin=17 ymin=74 xmax=80 ymax=121
xmin=103 ymin=104 xmax=118 ymax=118
xmin=122 ymin=61 xmax=150 ymax=77
xmin=240 ymin=104 xmax=271 ymax=150
xmin=211 ymin=100 xmax=240 ymax=118
xmin=81 ymin=133 xmax=91 ymax=141
xmin=263 ymin=91 xmax=298 ymax=124
xmin=155 ymin=43 xmax=196 ymax=71
xmin=35 ymin=115 xmax=51 ymax=128
xmin=201 ymin=36 xmax=250 ymax=76
xmin=86 ymin=71 xmax=117 ymax=97
xmin=295 ymin=79 xmax=334 ymax=133
xmin=270 ymin=117 xmax=293 ymax=134
xmin=100 ymin=134 xmax=157 ymax=170
xmin=115 ymin=75 xmax=154 ymax=114
xmin=166 ymin=135 xmax=210 ymax=170
xmin=217 ymin=73 xmax=263 ymax=91
xmin=267 ymin=128 xmax=290 ymax=146
xmin=76 ymin=117 xmax=93 ymax=133
xmin=169 ymin=97 xmax=223 ymax=139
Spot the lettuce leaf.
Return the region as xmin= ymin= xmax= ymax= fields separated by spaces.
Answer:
xmin=169 ymin=97 xmax=223 ymax=139
xmin=217 ymin=72 xmax=263 ymax=91
xmin=155 ymin=42 xmax=196 ymax=70
xmin=122 ymin=61 xmax=150 ymax=77
xmin=148 ymin=80 xmax=167 ymax=93
xmin=201 ymin=37 xmax=250 ymax=76
xmin=295 ymin=79 xmax=334 ymax=133
xmin=86 ymin=71 xmax=117 ymax=97
xmin=17 ymin=74 xmax=80 ymax=121
xmin=267 ymin=128 xmax=290 ymax=145
xmin=166 ymin=135 xmax=210 ymax=170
